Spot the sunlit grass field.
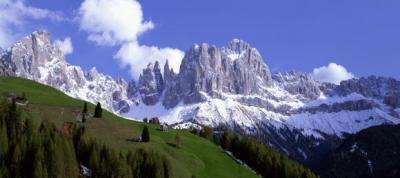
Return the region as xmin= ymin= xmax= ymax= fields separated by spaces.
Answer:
xmin=0 ymin=77 xmax=258 ymax=178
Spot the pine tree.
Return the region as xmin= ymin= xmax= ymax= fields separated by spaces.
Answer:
xmin=47 ymin=139 xmax=63 ymax=178
xmin=88 ymin=146 xmax=100 ymax=176
xmin=0 ymin=167 xmax=4 ymax=178
xmin=279 ymin=156 xmax=287 ymax=178
xmin=222 ymin=131 xmax=233 ymax=150
xmin=82 ymin=102 xmax=88 ymax=122
xmin=200 ymin=126 xmax=213 ymax=140
xmin=301 ymin=170 xmax=308 ymax=178
xmin=7 ymin=98 xmax=19 ymax=143
xmin=174 ymin=132 xmax=181 ymax=148
xmin=10 ymin=144 xmax=22 ymax=177
xmin=82 ymin=114 xmax=86 ymax=123
xmin=83 ymin=102 xmax=88 ymax=114
xmin=141 ymin=126 xmax=150 ymax=142
xmin=94 ymin=102 xmax=102 ymax=118
xmin=32 ymin=142 xmax=46 ymax=178
xmin=33 ymin=160 xmax=46 ymax=178
xmin=0 ymin=123 xmax=8 ymax=157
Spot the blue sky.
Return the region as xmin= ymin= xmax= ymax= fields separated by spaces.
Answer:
xmin=1 ymin=0 xmax=399 ymax=82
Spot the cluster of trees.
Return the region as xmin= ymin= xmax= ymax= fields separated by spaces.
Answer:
xmin=73 ymin=126 xmax=170 ymax=178
xmin=81 ymin=102 xmax=102 ymax=123
xmin=220 ymin=131 xmax=318 ymax=178
xmin=0 ymin=99 xmax=79 ymax=177
xmin=0 ymin=99 xmax=171 ymax=178
xmin=193 ymin=127 xmax=319 ymax=178
xmin=190 ymin=126 xmax=213 ymax=140
xmin=200 ymin=126 xmax=213 ymax=140
xmin=82 ymin=102 xmax=88 ymax=122
xmin=318 ymin=124 xmax=400 ymax=178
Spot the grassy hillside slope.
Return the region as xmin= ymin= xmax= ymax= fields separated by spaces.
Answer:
xmin=0 ymin=77 xmax=258 ymax=178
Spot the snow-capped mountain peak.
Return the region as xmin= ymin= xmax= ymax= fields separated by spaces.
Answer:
xmin=1 ymin=31 xmax=399 ymax=163
xmin=0 ymin=31 xmax=136 ymax=113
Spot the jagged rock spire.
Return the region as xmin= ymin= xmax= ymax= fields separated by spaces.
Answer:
xmin=0 ymin=31 xmax=137 ymax=113
xmin=161 ymin=39 xmax=274 ymax=108
xmin=1 ymin=31 xmax=66 ymax=79
xmin=164 ymin=60 xmax=170 ymax=75
xmin=163 ymin=59 xmax=176 ymax=83
xmin=162 ymin=59 xmax=180 ymax=108
xmin=153 ymin=61 xmax=164 ymax=94
xmin=127 ymin=80 xmax=137 ymax=99
xmin=138 ymin=61 xmax=164 ymax=105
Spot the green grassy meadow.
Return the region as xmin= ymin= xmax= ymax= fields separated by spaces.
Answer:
xmin=0 ymin=77 xmax=258 ymax=178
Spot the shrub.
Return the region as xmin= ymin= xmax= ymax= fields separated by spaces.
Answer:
xmin=94 ymin=102 xmax=102 ymax=118
xmin=141 ymin=126 xmax=150 ymax=142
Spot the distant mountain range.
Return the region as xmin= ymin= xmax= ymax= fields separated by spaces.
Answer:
xmin=1 ymin=31 xmax=400 ymax=164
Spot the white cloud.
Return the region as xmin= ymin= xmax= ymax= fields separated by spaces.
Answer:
xmin=78 ymin=0 xmax=153 ymax=45
xmin=312 ymin=63 xmax=355 ymax=84
xmin=116 ymin=41 xmax=184 ymax=78
xmin=54 ymin=37 xmax=73 ymax=55
xmin=11 ymin=1 xmax=65 ymax=22
xmin=77 ymin=0 xmax=184 ymax=79
xmin=0 ymin=0 xmax=65 ymax=48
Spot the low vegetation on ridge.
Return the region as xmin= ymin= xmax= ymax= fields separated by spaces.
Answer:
xmin=0 ymin=76 xmax=318 ymax=178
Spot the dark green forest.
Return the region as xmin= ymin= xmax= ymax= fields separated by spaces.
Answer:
xmin=317 ymin=124 xmax=400 ymax=178
xmin=193 ymin=127 xmax=319 ymax=178
xmin=0 ymin=99 xmax=170 ymax=178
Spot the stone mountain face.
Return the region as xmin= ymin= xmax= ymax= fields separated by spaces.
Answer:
xmin=168 ymin=40 xmax=274 ymax=107
xmin=334 ymin=76 xmax=400 ymax=108
xmin=131 ymin=40 xmax=400 ymax=163
xmin=138 ymin=62 xmax=163 ymax=105
xmin=273 ymin=71 xmax=322 ymax=101
xmin=0 ymin=31 xmax=137 ymax=113
xmin=155 ymin=40 xmax=274 ymax=110
xmin=1 ymin=31 xmax=400 ymax=164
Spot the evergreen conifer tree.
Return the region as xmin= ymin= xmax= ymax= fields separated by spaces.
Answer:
xmin=82 ymin=114 xmax=86 ymax=123
xmin=175 ymin=132 xmax=181 ymax=148
xmin=222 ymin=131 xmax=233 ymax=150
xmin=200 ymin=126 xmax=213 ymax=140
xmin=94 ymin=102 xmax=102 ymax=118
xmin=83 ymin=102 xmax=88 ymax=114
xmin=141 ymin=126 xmax=150 ymax=142
xmin=33 ymin=161 xmax=46 ymax=178
xmin=301 ymin=171 xmax=308 ymax=178
xmin=0 ymin=123 xmax=8 ymax=157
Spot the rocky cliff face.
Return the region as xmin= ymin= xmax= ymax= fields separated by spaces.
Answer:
xmin=273 ymin=71 xmax=322 ymax=100
xmin=334 ymin=76 xmax=400 ymax=108
xmin=129 ymin=40 xmax=399 ymax=163
xmin=2 ymin=31 xmax=400 ymax=164
xmin=0 ymin=31 xmax=138 ymax=112
xmin=155 ymin=40 xmax=275 ymax=109
xmin=162 ymin=60 xmax=180 ymax=108
xmin=128 ymin=39 xmax=399 ymax=138
xmin=138 ymin=62 xmax=163 ymax=105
